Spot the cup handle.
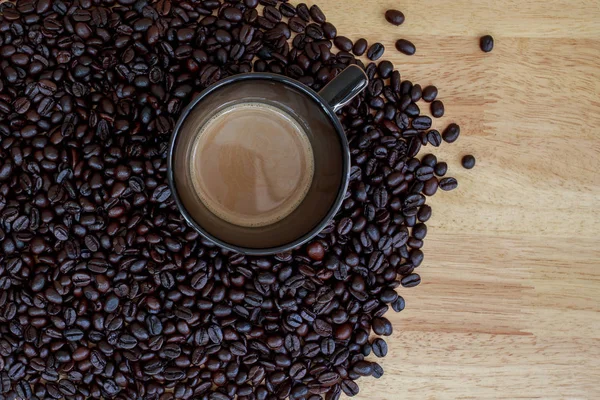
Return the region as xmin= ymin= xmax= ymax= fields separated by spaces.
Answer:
xmin=318 ymin=65 xmax=369 ymax=113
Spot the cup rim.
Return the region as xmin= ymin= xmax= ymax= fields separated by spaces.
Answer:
xmin=167 ymin=72 xmax=351 ymax=255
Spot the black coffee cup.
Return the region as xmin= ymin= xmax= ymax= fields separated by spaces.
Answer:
xmin=168 ymin=65 xmax=368 ymax=255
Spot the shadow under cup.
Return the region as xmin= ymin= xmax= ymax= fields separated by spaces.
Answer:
xmin=169 ymin=75 xmax=349 ymax=254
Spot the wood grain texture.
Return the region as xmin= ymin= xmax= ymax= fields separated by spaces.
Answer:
xmin=303 ymin=0 xmax=600 ymax=398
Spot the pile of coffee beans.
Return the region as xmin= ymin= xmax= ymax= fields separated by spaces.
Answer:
xmin=0 ymin=1 xmax=461 ymax=399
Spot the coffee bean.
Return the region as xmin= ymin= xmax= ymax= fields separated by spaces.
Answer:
xmin=395 ymin=39 xmax=416 ymax=55
xmin=372 ymin=362 xmax=385 ymax=379
xmin=372 ymin=317 xmax=393 ymax=336
xmin=352 ymin=360 xmax=373 ymax=376
xmin=334 ymin=36 xmax=353 ymax=52
xmin=431 ymin=100 xmax=445 ymax=118
xmin=152 ymin=184 xmax=171 ymax=202
xmin=401 ymin=273 xmax=422 ymax=287
xmin=290 ymin=363 xmax=308 ymax=380
xmin=439 ymin=177 xmax=458 ymax=191
xmin=416 ymin=166 xmax=435 ymax=181
xmin=434 ymin=162 xmax=448 ymax=176
xmin=480 ymin=35 xmax=494 ymax=52
xmin=372 ymin=338 xmax=388 ymax=357
xmin=309 ymin=5 xmax=326 ymax=23
xmin=314 ymin=319 xmax=333 ymax=336
xmin=442 ymin=123 xmax=461 ymax=143
xmin=341 ymin=379 xmax=359 ymax=397
xmin=425 ymin=130 xmax=441 ymax=147
xmin=378 ymin=60 xmax=394 ymax=79
xmin=385 ymin=10 xmax=405 ymax=26
xmin=307 ymin=241 xmax=325 ymax=261
xmin=423 ymin=178 xmax=439 ymax=196
xmin=422 ymin=85 xmax=438 ymax=102
xmin=280 ymin=3 xmax=296 ymax=17
xmin=418 ymin=205 xmax=433 ymax=222
xmin=296 ymin=3 xmax=310 ymax=21
xmin=223 ymin=7 xmax=242 ymax=22
xmin=367 ymin=43 xmax=385 ymax=61
xmin=353 ymin=38 xmax=368 ymax=56
xmin=421 ymin=154 xmax=437 ymax=168
xmin=462 ymin=155 xmax=476 ymax=169
xmin=413 ymin=116 xmax=432 ymax=130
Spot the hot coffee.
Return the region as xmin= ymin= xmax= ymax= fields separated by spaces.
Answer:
xmin=189 ymin=102 xmax=314 ymax=227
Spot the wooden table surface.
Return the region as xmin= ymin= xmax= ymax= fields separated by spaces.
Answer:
xmin=307 ymin=0 xmax=600 ymax=398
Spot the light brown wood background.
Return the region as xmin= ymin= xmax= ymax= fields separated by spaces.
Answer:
xmin=305 ymin=0 xmax=600 ymax=398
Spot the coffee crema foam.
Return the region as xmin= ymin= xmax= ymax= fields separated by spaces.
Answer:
xmin=190 ymin=102 xmax=314 ymax=227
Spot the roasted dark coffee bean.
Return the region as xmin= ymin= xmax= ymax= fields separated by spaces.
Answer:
xmin=341 ymin=379 xmax=359 ymax=397
xmin=480 ymin=35 xmax=494 ymax=52
xmin=314 ymin=319 xmax=333 ymax=337
xmin=401 ymin=273 xmax=422 ymax=288
xmin=334 ymin=36 xmax=353 ymax=52
xmin=352 ymin=360 xmax=373 ymax=376
xmin=427 ymin=130 xmax=442 ymax=147
xmin=323 ymin=22 xmax=337 ymax=39
xmin=395 ymin=39 xmax=416 ymax=55
xmin=411 ymin=84 xmax=423 ymax=102
xmin=378 ymin=61 xmax=394 ymax=79
xmin=372 ymin=338 xmax=388 ymax=357
xmin=416 ymin=166 xmax=435 ymax=181
xmin=367 ymin=43 xmax=385 ymax=61
xmin=422 ymin=85 xmax=438 ymax=102
xmin=434 ymin=162 xmax=448 ymax=177
xmin=423 ymin=178 xmax=439 ymax=196
xmin=462 ymin=155 xmax=476 ymax=169
xmin=413 ymin=116 xmax=432 ymax=130
xmin=289 ymin=16 xmax=307 ymax=33
xmin=296 ymin=3 xmax=311 ymax=21
xmin=439 ymin=177 xmax=459 ymax=191
xmin=422 ymin=154 xmax=438 ymax=168
xmin=353 ymin=38 xmax=368 ymax=56
xmin=431 ymin=100 xmax=445 ymax=118
xmin=385 ymin=9 xmax=405 ymax=26
xmin=280 ymin=3 xmax=296 ymax=17
xmin=310 ymin=5 xmax=326 ymax=23
xmin=405 ymin=102 xmax=420 ymax=117
xmin=372 ymin=317 xmax=393 ymax=336
xmin=442 ymin=123 xmax=461 ymax=143
xmin=418 ymin=205 xmax=433 ymax=222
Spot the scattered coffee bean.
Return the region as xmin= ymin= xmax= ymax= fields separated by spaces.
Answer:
xmin=422 ymin=85 xmax=438 ymax=102
xmin=367 ymin=43 xmax=385 ymax=61
xmin=427 ymin=130 xmax=442 ymax=147
xmin=480 ymin=35 xmax=494 ymax=52
xmin=439 ymin=177 xmax=459 ymax=191
xmin=353 ymin=38 xmax=368 ymax=56
xmin=434 ymin=162 xmax=448 ymax=177
xmin=385 ymin=9 xmax=405 ymax=26
xmin=443 ymin=123 xmax=461 ymax=143
xmin=431 ymin=100 xmax=445 ymax=118
xmin=422 ymin=154 xmax=438 ymax=168
xmin=462 ymin=155 xmax=476 ymax=169
xmin=395 ymin=39 xmax=416 ymax=55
